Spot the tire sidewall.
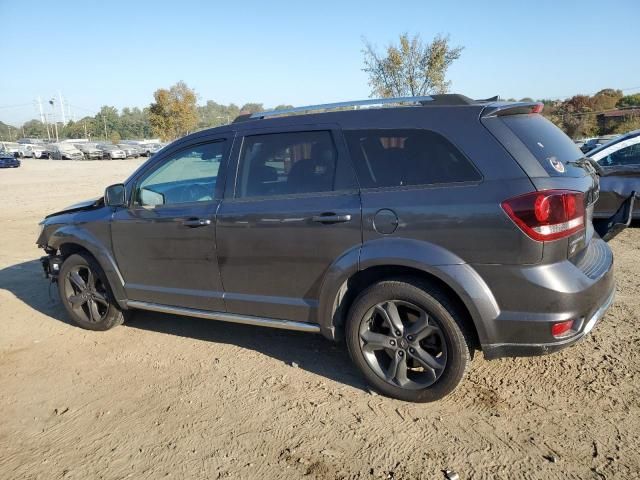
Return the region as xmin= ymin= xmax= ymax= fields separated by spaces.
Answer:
xmin=58 ymin=253 xmax=124 ymax=331
xmin=346 ymin=280 xmax=470 ymax=402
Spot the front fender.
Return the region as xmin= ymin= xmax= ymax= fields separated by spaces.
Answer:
xmin=46 ymin=224 xmax=127 ymax=308
xmin=317 ymin=237 xmax=499 ymax=345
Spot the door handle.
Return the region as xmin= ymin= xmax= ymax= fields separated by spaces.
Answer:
xmin=182 ymin=218 xmax=212 ymax=228
xmin=311 ymin=213 xmax=352 ymax=224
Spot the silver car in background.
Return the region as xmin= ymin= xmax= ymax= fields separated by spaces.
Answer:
xmin=117 ymin=144 xmax=141 ymax=158
xmin=48 ymin=143 xmax=85 ymax=160
xmin=96 ymin=144 xmax=127 ymax=160
xmin=74 ymin=143 xmax=103 ymax=160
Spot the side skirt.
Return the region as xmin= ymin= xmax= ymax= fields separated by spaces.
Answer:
xmin=125 ymin=300 xmax=321 ymax=333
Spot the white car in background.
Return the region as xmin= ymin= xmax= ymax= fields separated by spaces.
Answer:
xmin=24 ymin=144 xmax=48 ymax=158
xmin=0 ymin=141 xmax=33 ymax=158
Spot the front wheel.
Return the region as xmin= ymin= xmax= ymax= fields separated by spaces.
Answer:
xmin=346 ymin=279 xmax=471 ymax=402
xmin=58 ymin=253 xmax=126 ymax=331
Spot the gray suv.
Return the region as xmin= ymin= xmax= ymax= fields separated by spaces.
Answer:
xmin=37 ymin=95 xmax=622 ymax=402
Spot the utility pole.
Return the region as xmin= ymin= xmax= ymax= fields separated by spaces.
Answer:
xmin=103 ymin=115 xmax=108 ymax=141
xmin=44 ymin=114 xmax=51 ymax=141
xmin=49 ymin=99 xmax=59 ymax=142
xmin=39 ymin=97 xmax=51 ymax=141
xmin=37 ymin=96 xmax=45 ymax=123
xmin=58 ymin=91 xmax=66 ymax=124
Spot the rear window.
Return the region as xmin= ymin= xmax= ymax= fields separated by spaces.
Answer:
xmin=344 ymin=129 xmax=481 ymax=189
xmin=500 ymin=114 xmax=585 ymax=176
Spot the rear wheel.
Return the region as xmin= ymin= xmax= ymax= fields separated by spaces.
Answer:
xmin=58 ymin=253 xmax=126 ymax=331
xmin=346 ymin=279 xmax=471 ymax=402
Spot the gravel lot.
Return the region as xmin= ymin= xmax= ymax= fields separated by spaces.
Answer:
xmin=1 ymin=159 xmax=639 ymax=480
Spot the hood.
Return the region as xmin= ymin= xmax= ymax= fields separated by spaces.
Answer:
xmin=45 ymin=197 xmax=104 ymax=218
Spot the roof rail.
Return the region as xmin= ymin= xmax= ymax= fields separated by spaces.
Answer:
xmin=250 ymin=96 xmax=434 ymax=119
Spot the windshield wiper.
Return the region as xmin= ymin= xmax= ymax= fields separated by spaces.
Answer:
xmin=567 ymin=158 xmax=602 ymax=175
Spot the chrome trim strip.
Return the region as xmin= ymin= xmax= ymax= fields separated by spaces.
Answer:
xmin=126 ymin=300 xmax=321 ymax=333
xmin=251 ymin=96 xmax=434 ymax=119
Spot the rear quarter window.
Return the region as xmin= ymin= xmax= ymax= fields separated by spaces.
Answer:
xmin=499 ymin=114 xmax=585 ymax=176
xmin=343 ymin=129 xmax=481 ymax=189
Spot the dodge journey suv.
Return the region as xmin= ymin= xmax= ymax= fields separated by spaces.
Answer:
xmin=38 ymin=95 xmax=623 ymax=402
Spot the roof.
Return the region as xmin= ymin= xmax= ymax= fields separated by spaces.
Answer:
xmin=600 ymin=108 xmax=640 ymax=118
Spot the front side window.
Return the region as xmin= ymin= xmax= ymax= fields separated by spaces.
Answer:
xmin=237 ymin=131 xmax=338 ymax=198
xmin=135 ymin=140 xmax=227 ymax=207
xmin=344 ymin=129 xmax=480 ymax=188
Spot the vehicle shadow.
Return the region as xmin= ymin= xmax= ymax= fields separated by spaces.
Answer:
xmin=0 ymin=259 xmax=368 ymax=392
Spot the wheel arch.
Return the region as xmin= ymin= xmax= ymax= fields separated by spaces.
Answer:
xmin=47 ymin=226 xmax=128 ymax=308
xmin=317 ymin=238 xmax=499 ymax=348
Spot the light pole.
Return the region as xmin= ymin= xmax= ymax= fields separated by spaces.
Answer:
xmin=49 ymin=99 xmax=59 ymax=142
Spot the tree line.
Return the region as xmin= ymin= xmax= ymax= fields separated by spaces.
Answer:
xmin=1 ymin=33 xmax=639 ymax=143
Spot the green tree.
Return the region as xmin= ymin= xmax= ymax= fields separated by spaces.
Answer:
xmin=149 ymin=81 xmax=198 ymax=141
xmin=95 ymin=106 xmax=120 ymax=141
xmin=616 ymin=94 xmax=640 ymax=108
xmin=21 ymin=120 xmax=48 ymax=139
xmin=362 ymin=33 xmax=463 ymax=97
xmin=239 ymin=103 xmax=264 ymax=114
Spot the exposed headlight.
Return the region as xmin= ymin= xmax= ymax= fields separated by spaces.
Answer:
xmin=37 ymin=221 xmax=45 ymax=240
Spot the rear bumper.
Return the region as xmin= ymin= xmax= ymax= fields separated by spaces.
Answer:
xmin=473 ymin=237 xmax=615 ymax=359
xmin=482 ymin=287 xmax=614 ymax=359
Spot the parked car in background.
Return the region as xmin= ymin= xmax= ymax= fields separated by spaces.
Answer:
xmin=75 ymin=143 xmax=103 ymax=160
xmin=38 ymin=95 xmax=625 ymax=402
xmin=139 ymin=142 xmax=164 ymax=156
xmin=24 ymin=144 xmax=48 ymax=159
xmin=588 ymin=129 xmax=640 ymax=220
xmin=581 ymin=135 xmax=621 ymax=154
xmin=0 ymin=151 xmax=20 ymax=168
xmin=0 ymin=141 xmax=32 ymax=158
xmin=48 ymin=143 xmax=85 ymax=160
xmin=96 ymin=144 xmax=126 ymax=160
xmin=17 ymin=138 xmax=45 ymax=145
xmin=117 ymin=144 xmax=140 ymax=158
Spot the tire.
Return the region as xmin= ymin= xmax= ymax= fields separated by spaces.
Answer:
xmin=346 ymin=278 xmax=471 ymax=402
xmin=58 ymin=253 xmax=126 ymax=331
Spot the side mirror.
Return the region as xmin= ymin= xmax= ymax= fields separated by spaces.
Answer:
xmin=105 ymin=183 xmax=126 ymax=207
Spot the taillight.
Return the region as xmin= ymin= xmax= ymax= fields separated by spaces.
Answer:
xmin=501 ymin=190 xmax=585 ymax=241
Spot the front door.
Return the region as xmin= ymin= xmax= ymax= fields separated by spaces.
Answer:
xmin=216 ymin=127 xmax=361 ymax=323
xmin=111 ymin=137 xmax=230 ymax=311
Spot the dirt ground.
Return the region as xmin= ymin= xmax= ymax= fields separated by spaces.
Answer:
xmin=0 ymin=159 xmax=639 ymax=480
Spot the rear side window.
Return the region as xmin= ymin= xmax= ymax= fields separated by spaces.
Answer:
xmin=343 ymin=129 xmax=480 ymax=189
xmin=500 ymin=114 xmax=584 ymax=176
xmin=237 ymin=131 xmax=346 ymax=198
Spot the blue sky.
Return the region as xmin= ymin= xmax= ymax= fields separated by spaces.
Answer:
xmin=1 ymin=0 xmax=639 ymax=125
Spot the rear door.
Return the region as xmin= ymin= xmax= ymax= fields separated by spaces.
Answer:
xmin=215 ymin=125 xmax=361 ymax=323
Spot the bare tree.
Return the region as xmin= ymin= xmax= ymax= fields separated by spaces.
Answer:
xmin=362 ymin=33 xmax=463 ymax=98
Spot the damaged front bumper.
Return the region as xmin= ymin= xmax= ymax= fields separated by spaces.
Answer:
xmin=40 ymin=255 xmax=64 ymax=281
